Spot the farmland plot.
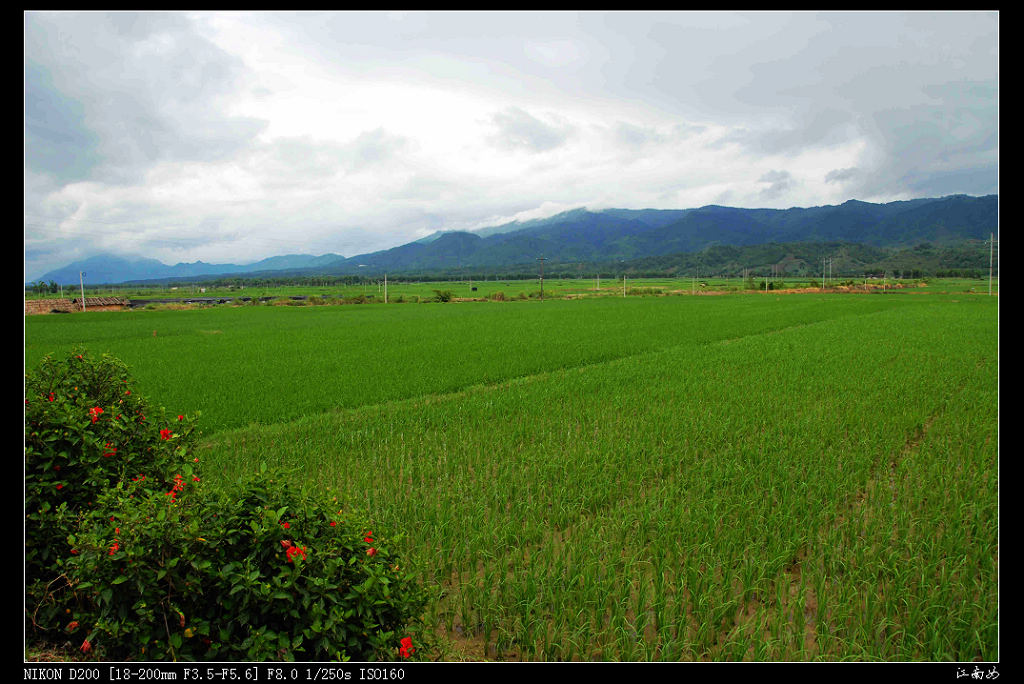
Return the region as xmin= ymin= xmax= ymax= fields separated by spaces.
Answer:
xmin=196 ymin=296 xmax=995 ymax=661
xmin=25 ymin=293 xmax=997 ymax=660
xmin=27 ymin=294 xmax=903 ymax=434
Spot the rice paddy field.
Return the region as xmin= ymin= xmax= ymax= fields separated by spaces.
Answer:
xmin=24 ymin=286 xmax=999 ymax=661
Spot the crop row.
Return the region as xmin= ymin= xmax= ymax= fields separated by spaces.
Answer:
xmin=27 ymin=293 xmax=927 ymax=434
xmin=184 ymin=295 xmax=998 ymax=660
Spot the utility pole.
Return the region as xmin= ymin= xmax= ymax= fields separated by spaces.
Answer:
xmin=989 ymin=233 xmax=998 ymax=296
xmin=537 ymin=257 xmax=547 ymax=300
xmin=384 ymin=273 xmax=388 ymax=303
xmin=79 ymin=272 xmax=86 ymax=311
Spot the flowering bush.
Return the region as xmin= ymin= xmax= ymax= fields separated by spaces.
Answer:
xmin=61 ymin=466 xmax=427 ymax=661
xmin=26 ymin=351 xmax=427 ymax=661
xmin=190 ymin=471 xmax=427 ymax=661
xmin=25 ymin=351 xmax=197 ymax=631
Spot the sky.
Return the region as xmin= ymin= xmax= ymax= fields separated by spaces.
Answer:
xmin=24 ymin=11 xmax=999 ymax=281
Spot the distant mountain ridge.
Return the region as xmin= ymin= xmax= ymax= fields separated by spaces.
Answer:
xmin=30 ymin=253 xmax=346 ymax=287
xmin=29 ymin=194 xmax=997 ymax=285
xmin=320 ymin=193 xmax=996 ymax=275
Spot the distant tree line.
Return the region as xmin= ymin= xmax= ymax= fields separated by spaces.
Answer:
xmin=29 ymin=280 xmax=62 ymax=295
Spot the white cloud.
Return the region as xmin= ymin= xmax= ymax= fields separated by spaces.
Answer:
xmin=24 ymin=11 xmax=998 ymax=280
xmin=488 ymin=107 xmax=576 ymax=152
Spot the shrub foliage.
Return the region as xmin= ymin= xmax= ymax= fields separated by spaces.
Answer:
xmin=25 ymin=351 xmax=426 ymax=661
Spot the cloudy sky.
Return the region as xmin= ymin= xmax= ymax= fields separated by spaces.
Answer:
xmin=24 ymin=11 xmax=998 ymax=280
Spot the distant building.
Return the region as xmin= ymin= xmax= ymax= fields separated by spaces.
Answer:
xmin=25 ymin=297 xmax=129 ymax=315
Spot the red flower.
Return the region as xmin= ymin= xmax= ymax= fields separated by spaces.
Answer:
xmin=89 ymin=407 xmax=103 ymax=423
xmin=329 ymin=521 xmax=337 ymax=527
xmin=160 ymin=429 xmax=173 ymax=440
xmin=281 ymin=522 xmax=290 ymax=529
xmin=364 ymin=532 xmax=374 ymax=543
xmin=80 ymin=639 xmax=91 ymax=653
xmin=286 ymin=545 xmax=307 ymax=563
xmin=66 ymin=621 xmax=79 ymax=631
xmin=280 ymin=539 xmax=293 ymax=549
xmin=178 ymin=415 xmax=184 ymax=421
xmin=367 ymin=547 xmax=377 ymax=557
xmin=399 ymin=637 xmax=415 ymax=658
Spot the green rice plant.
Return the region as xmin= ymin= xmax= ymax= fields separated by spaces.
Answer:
xmin=26 ymin=292 xmax=997 ymax=661
xmin=27 ymin=294 xmax=915 ymax=434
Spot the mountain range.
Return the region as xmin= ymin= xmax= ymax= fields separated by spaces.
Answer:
xmin=28 ymin=194 xmax=997 ymax=285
